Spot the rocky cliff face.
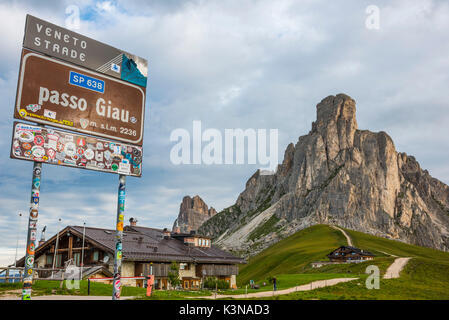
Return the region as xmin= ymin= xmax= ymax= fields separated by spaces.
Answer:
xmin=198 ymin=94 xmax=449 ymax=256
xmin=173 ymin=195 xmax=217 ymax=233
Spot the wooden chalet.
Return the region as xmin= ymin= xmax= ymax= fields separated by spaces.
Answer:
xmin=327 ymin=246 xmax=375 ymax=262
xmin=16 ymin=221 xmax=245 ymax=289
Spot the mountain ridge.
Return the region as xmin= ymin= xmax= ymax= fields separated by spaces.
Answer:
xmin=198 ymin=93 xmax=449 ymax=257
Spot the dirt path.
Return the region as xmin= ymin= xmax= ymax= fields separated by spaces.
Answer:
xmin=193 ymin=278 xmax=358 ymax=299
xmin=379 ymin=251 xmax=398 ymax=257
xmin=0 ymin=289 xmax=21 ymax=300
xmin=383 ymin=257 xmax=411 ymax=279
xmin=331 ymin=225 xmax=353 ymax=246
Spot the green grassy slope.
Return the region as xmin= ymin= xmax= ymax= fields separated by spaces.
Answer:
xmin=237 ymin=225 xmax=348 ymax=285
xmin=251 ymin=258 xmax=449 ymax=300
xmin=238 ymin=224 xmax=449 ymax=287
xmin=345 ymin=227 xmax=449 ymax=261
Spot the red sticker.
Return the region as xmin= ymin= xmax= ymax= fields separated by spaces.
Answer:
xmin=57 ymin=142 xmax=65 ymax=152
xmin=77 ymin=138 xmax=86 ymax=147
xmin=47 ymin=148 xmax=56 ymax=159
xmin=34 ymin=135 xmax=44 ymax=146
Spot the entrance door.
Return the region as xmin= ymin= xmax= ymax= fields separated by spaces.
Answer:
xmin=161 ymin=278 xmax=168 ymax=290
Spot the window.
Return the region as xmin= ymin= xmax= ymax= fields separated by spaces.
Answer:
xmin=55 ymin=254 xmax=62 ymax=267
xmin=46 ymin=255 xmax=53 ymax=265
xmin=93 ymin=251 xmax=99 ymax=262
xmin=180 ymin=263 xmax=189 ymax=270
xmin=73 ymin=252 xmax=80 ymax=266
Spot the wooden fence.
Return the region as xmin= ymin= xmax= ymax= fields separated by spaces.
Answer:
xmin=0 ymin=266 xmax=78 ymax=281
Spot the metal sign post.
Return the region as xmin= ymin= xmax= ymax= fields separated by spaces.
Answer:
xmin=22 ymin=162 xmax=42 ymax=300
xmin=112 ymin=174 xmax=126 ymax=300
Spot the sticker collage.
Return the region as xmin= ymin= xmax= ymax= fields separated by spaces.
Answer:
xmin=12 ymin=122 xmax=143 ymax=177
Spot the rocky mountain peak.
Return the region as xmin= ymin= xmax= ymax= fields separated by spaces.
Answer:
xmin=315 ymin=94 xmax=357 ymax=129
xmin=180 ymin=195 xmax=209 ymax=215
xmin=311 ymin=94 xmax=358 ymax=156
xmin=173 ymin=195 xmax=217 ymax=233
xmin=199 ymin=93 xmax=449 ymax=257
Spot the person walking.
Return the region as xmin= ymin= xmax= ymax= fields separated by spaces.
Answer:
xmin=273 ymin=277 xmax=277 ymax=291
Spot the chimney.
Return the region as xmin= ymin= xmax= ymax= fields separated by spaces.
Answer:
xmin=163 ymin=228 xmax=171 ymax=239
xmin=129 ymin=217 xmax=138 ymax=226
xmin=38 ymin=226 xmax=47 ymax=247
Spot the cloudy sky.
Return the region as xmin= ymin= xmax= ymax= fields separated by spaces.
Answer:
xmin=0 ymin=0 xmax=448 ymax=265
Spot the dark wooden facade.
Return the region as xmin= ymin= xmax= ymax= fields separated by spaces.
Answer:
xmin=137 ymin=263 xmax=238 ymax=277
xmin=139 ymin=263 xmax=170 ymax=277
xmin=196 ymin=264 xmax=239 ymax=277
xmin=327 ymin=246 xmax=374 ymax=262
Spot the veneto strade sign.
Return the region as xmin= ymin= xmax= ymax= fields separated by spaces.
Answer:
xmin=15 ymin=49 xmax=145 ymax=146
xmin=23 ymin=14 xmax=148 ymax=88
xmin=11 ymin=122 xmax=143 ymax=177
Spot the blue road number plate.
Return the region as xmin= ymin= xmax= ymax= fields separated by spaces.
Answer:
xmin=69 ymin=71 xmax=105 ymax=93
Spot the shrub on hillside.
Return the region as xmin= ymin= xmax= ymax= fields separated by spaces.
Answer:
xmin=203 ymin=277 xmax=229 ymax=290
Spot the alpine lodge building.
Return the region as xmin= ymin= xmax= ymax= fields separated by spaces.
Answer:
xmin=16 ymin=219 xmax=245 ymax=290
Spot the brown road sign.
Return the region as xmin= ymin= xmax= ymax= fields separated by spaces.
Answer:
xmin=15 ymin=49 xmax=145 ymax=146
xmin=11 ymin=121 xmax=143 ymax=177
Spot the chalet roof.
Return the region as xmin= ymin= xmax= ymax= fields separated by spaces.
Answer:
xmin=16 ymin=224 xmax=245 ymax=266
xmin=327 ymin=246 xmax=375 ymax=257
xmin=122 ymin=225 xmax=242 ymax=263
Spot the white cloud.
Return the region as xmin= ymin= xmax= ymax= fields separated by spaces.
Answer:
xmin=96 ymin=1 xmax=116 ymax=13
